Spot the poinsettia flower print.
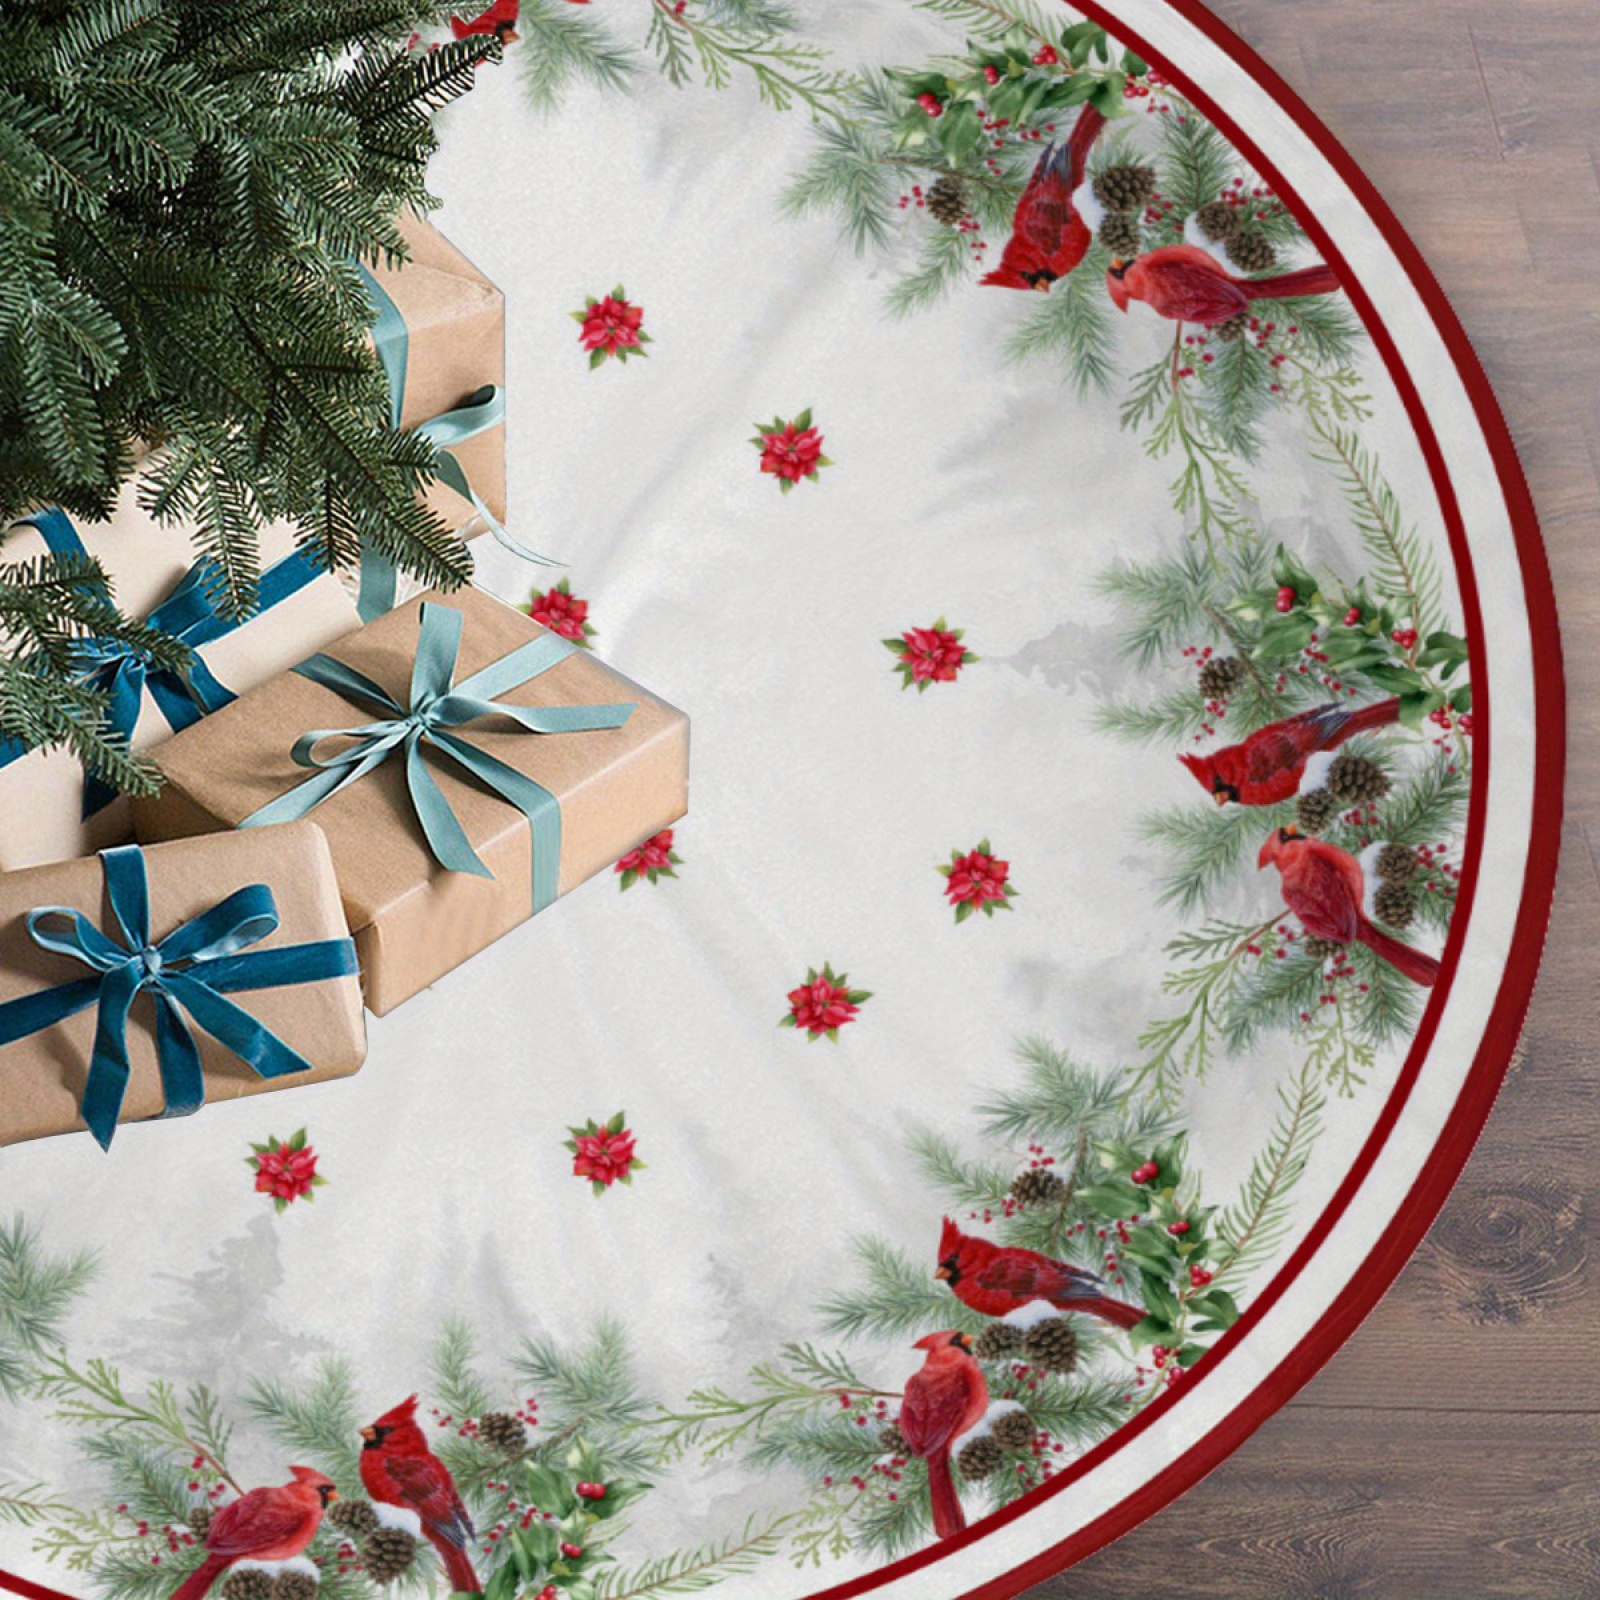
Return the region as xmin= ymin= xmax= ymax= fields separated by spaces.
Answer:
xmin=940 ymin=840 xmax=1017 ymax=922
xmin=525 ymin=578 xmax=596 ymax=647
xmin=248 ymin=1129 xmax=325 ymax=1212
xmin=573 ymin=287 xmax=649 ymax=367
xmin=616 ymin=829 xmax=681 ymax=889
xmin=752 ymin=408 xmax=831 ymax=492
xmin=567 ymin=1113 xmax=645 ymax=1196
xmin=884 ymin=618 xmax=977 ymax=691
xmin=781 ymin=963 xmax=872 ymax=1041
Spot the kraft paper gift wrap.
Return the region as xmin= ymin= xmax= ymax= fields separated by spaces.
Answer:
xmin=132 ymin=587 xmax=690 ymax=1016
xmin=379 ymin=212 xmax=507 ymax=537
xmin=0 ymin=478 xmax=360 ymax=872
xmin=0 ymin=822 xmax=366 ymax=1147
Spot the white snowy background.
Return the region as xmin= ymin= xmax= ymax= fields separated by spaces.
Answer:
xmin=0 ymin=4 xmax=1475 ymax=1596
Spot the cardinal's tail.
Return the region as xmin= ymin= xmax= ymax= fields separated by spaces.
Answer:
xmin=169 ymin=1554 xmax=230 ymax=1600
xmin=1247 ymin=264 xmax=1341 ymax=301
xmin=429 ymin=1536 xmax=482 ymax=1596
xmin=1065 ymin=103 xmax=1108 ymax=187
xmin=1359 ymin=922 xmax=1440 ymax=987
xmin=1069 ymin=1294 xmax=1149 ymax=1331
xmin=925 ymin=1449 xmax=967 ymax=1540
xmin=1339 ymin=695 xmax=1403 ymax=738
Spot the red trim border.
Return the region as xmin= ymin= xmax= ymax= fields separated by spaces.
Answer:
xmin=0 ymin=5 xmax=1562 ymax=1600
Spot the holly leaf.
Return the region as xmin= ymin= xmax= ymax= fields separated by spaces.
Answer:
xmin=1253 ymin=611 xmax=1316 ymax=659
xmin=1127 ymin=1314 xmax=1171 ymax=1350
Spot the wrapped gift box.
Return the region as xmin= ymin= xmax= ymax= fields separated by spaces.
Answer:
xmin=373 ymin=212 xmax=507 ymax=543
xmin=133 ymin=587 xmax=690 ymax=1015
xmin=0 ymin=479 xmax=360 ymax=871
xmin=0 ymin=823 xmax=365 ymax=1148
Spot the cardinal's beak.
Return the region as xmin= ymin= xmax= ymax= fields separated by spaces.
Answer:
xmin=934 ymin=1265 xmax=952 ymax=1282
xmin=1283 ymin=824 xmax=1302 ymax=839
xmin=502 ymin=27 xmax=520 ymax=41
xmin=954 ymin=1332 xmax=974 ymax=1353
xmin=1213 ymin=789 xmax=1229 ymax=807
xmin=327 ymin=1488 xmax=341 ymax=1504
xmin=360 ymin=1426 xmax=376 ymax=1443
xmin=1033 ymin=280 xmax=1050 ymax=292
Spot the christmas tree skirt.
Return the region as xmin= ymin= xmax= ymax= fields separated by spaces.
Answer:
xmin=0 ymin=4 xmax=1558 ymax=1600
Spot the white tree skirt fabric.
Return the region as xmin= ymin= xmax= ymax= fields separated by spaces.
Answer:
xmin=0 ymin=5 xmax=1556 ymax=1600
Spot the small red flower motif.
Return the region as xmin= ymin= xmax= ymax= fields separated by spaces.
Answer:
xmin=565 ymin=1113 xmax=645 ymax=1196
xmin=781 ymin=962 xmax=872 ymax=1042
xmin=247 ymin=1130 xmax=325 ymax=1212
xmin=525 ymin=578 xmax=596 ymax=648
xmin=573 ymin=286 xmax=649 ymax=367
xmin=616 ymin=829 xmax=681 ymax=890
xmin=752 ymin=409 xmax=831 ymax=493
xmin=940 ymin=840 xmax=1017 ymax=922
xmin=884 ymin=618 xmax=977 ymax=692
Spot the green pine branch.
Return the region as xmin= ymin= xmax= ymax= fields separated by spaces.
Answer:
xmin=245 ymin=1357 xmax=361 ymax=1488
xmin=1211 ymin=1061 xmax=1325 ymax=1289
xmin=0 ymin=1216 xmax=95 ymax=1398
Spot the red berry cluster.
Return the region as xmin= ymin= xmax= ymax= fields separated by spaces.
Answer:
xmin=1130 ymin=1159 xmax=1160 ymax=1185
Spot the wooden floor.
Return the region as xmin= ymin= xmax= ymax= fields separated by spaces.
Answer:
xmin=1038 ymin=4 xmax=1600 ymax=1596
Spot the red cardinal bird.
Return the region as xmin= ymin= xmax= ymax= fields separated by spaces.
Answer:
xmin=1106 ymin=243 xmax=1340 ymax=325
xmin=936 ymin=1219 xmax=1146 ymax=1330
xmin=898 ymin=1332 xmax=988 ymax=1540
xmin=360 ymin=1397 xmax=481 ymax=1594
xmin=981 ymin=104 xmax=1107 ymax=291
xmin=450 ymin=0 xmax=520 ymax=43
xmin=168 ymin=1469 xmax=336 ymax=1600
xmin=1181 ymin=696 xmax=1401 ymax=807
xmin=1259 ymin=824 xmax=1439 ymax=986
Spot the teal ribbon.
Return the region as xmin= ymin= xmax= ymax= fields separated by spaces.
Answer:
xmin=241 ymin=602 xmax=634 ymax=908
xmin=0 ymin=509 xmax=326 ymax=815
xmin=357 ymin=262 xmax=556 ymax=623
xmin=0 ymin=845 xmax=358 ymax=1150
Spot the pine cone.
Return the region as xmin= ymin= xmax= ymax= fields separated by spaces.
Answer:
xmin=1295 ymin=787 xmax=1341 ymax=836
xmin=1097 ymin=212 xmax=1142 ymax=259
xmin=476 ymin=1411 xmax=529 ymax=1458
xmin=1373 ymin=880 xmax=1416 ymax=929
xmin=186 ymin=1507 xmax=214 ymax=1539
xmin=879 ymin=1420 xmax=909 ymax=1458
xmin=1300 ymin=934 xmax=1342 ymax=961
xmin=1194 ymin=200 xmax=1240 ymax=241
xmin=1197 ymin=655 xmax=1246 ymax=700
xmin=1010 ymin=1168 xmax=1068 ymax=1208
xmin=989 ymin=1409 xmax=1035 ymax=1451
xmin=956 ymin=1434 xmax=1005 ymax=1481
xmin=1376 ymin=842 xmax=1419 ymax=883
xmin=327 ymin=1500 xmax=380 ymax=1541
xmin=1212 ymin=313 xmax=1249 ymax=343
xmin=362 ymin=1528 xmax=418 ymax=1585
xmin=273 ymin=1574 xmax=318 ymax=1600
xmin=973 ymin=1322 xmax=1026 ymax=1362
xmin=927 ymin=173 xmax=968 ymax=226
xmin=1326 ymin=751 xmax=1391 ymax=805
xmin=221 ymin=1573 xmax=274 ymax=1600
xmin=1093 ymin=164 xmax=1156 ymax=213
xmin=1227 ymin=231 xmax=1278 ymax=274
xmin=1021 ymin=1316 xmax=1081 ymax=1374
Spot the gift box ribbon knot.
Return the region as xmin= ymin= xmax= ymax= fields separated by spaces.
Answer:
xmin=0 ymin=508 xmax=327 ymax=816
xmin=243 ymin=601 xmax=635 ymax=907
xmin=0 ymin=844 xmax=358 ymax=1150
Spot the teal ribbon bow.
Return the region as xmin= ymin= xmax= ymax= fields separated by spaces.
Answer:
xmin=0 ymin=508 xmax=326 ymax=815
xmin=242 ymin=602 xmax=634 ymax=909
xmin=357 ymin=263 xmax=556 ymax=622
xmin=0 ymin=845 xmax=358 ymax=1150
